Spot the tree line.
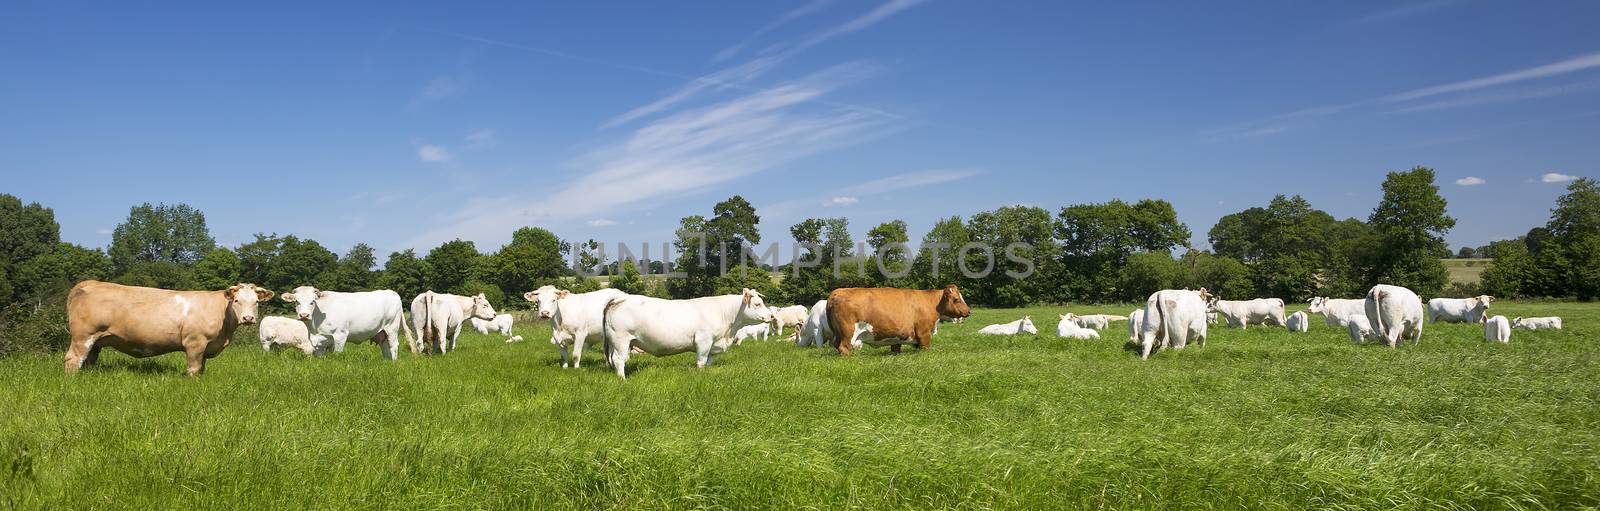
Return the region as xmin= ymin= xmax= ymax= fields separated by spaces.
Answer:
xmin=2 ymin=166 xmax=1596 ymax=354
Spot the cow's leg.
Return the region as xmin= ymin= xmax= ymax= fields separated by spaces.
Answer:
xmin=889 ymin=344 xmax=902 ymax=354
xmin=834 ymin=322 xmax=855 ymax=356
xmin=183 ymin=339 xmax=208 ymax=376
xmin=1140 ymin=338 xmax=1154 ymax=360
xmin=916 ymin=324 xmax=933 ymax=349
xmin=694 ymin=332 xmax=713 ymax=368
xmin=609 ymin=336 xmax=633 ymax=379
xmin=84 ymin=343 xmax=104 ymax=367
xmin=331 ymin=332 xmax=350 ymax=353
xmin=377 ymin=331 xmax=397 ymax=361
xmin=571 ymin=328 xmax=589 ymax=369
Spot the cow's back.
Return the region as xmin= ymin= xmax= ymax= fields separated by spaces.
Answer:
xmin=826 ymin=287 xmax=936 ymax=340
xmin=316 ymin=290 xmax=403 ymax=336
xmin=69 ymin=280 xmax=227 ymax=356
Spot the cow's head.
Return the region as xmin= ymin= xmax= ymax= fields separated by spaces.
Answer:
xmin=1197 ymin=287 xmax=1213 ymax=303
xmin=279 ymin=285 xmax=328 ymax=321
xmin=1020 ymin=315 xmax=1038 ymax=335
xmin=523 ymin=285 xmax=566 ymax=318
xmin=738 ymin=288 xmax=775 ymax=325
xmin=937 ymin=285 xmax=971 ymax=318
xmin=1307 ymin=297 xmax=1327 ymax=314
xmin=225 ymin=283 xmax=273 ymax=325
xmin=469 ymin=293 xmax=498 ymax=320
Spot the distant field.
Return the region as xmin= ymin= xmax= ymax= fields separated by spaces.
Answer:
xmin=2 ymin=301 xmax=1596 ymax=508
xmin=1444 ymin=257 xmax=1492 ymax=285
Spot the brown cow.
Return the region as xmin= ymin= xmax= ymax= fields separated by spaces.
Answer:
xmin=65 ymin=280 xmax=273 ymax=376
xmin=825 ymin=285 xmax=971 ymax=355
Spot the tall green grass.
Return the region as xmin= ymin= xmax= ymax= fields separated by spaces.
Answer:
xmin=2 ymin=301 xmax=1596 ymax=509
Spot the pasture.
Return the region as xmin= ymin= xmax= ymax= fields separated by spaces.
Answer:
xmin=2 ymin=301 xmax=1597 ymax=509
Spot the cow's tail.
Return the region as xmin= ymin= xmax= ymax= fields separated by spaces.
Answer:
xmin=399 ymin=307 xmax=416 ymax=353
xmin=1159 ymin=296 xmax=1181 ymax=348
xmin=600 ymin=296 xmax=628 ymax=363
xmin=1373 ymin=289 xmax=1387 ymax=344
xmin=420 ymin=291 xmax=436 ymax=352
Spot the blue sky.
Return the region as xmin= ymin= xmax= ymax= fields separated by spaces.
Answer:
xmin=3 ymin=0 xmax=1597 ymax=259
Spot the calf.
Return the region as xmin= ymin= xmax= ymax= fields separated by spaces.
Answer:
xmin=600 ymin=288 xmax=775 ymax=379
xmin=1308 ymin=297 xmax=1366 ymax=327
xmin=411 ymin=291 xmax=497 ymax=355
xmin=1058 ymin=315 xmax=1101 ymax=340
xmin=1208 ymin=297 xmax=1286 ymax=329
xmin=734 ymin=323 xmax=770 ymax=345
xmin=524 ymin=286 xmax=628 ymax=368
xmin=1285 ymin=311 xmax=1309 ymax=333
xmin=280 ymin=286 xmax=413 ymax=359
xmin=771 ymin=305 xmax=809 ymax=338
xmin=259 ymin=316 xmax=313 ymax=354
xmin=1483 ymin=315 xmax=1511 ymax=343
xmin=1138 ymin=288 xmax=1211 ymax=360
xmin=1346 ymin=314 xmax=1375 ymax=344
xmin=469 ymin=314 xmax=523 ymax=343
xmin=1365 ymin=285 xmax=1425 ymax=348
xmin=978 ymin=316 xmax=1037 ymax=335
xmin=65 ymin=281 xmax=272 ymax=375
xmin=1126 ymin=308 xmax=1144 ymax=341
xmin=825 ymin=285 xmax=972 ymax=355
xmin=1070 ymin=314 xmax=1127 ymax=330
xmin=1512 ymin=316 xmax=1562 ymax=330
xmin=1427 ymin=295 xmax=1494 ymax=324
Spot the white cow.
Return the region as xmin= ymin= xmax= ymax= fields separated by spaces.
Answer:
xmin=410 ymin=291 xmax=497 ymax=355
xmin=280 ymin=287 xmax=413 ymax=359
xmin=523 ymin=286 xmax=628 ymax=368
xmin=1138 ymin=288 xmax=1211 ymax=360
xmin=1058 ymin=315 xmax=1101 ymax=340
xmin=469 ymin=314 xmax=523 ymax=343
xmin=1126 ymin=308 xmax=1144 ymax=341
xmin=1285 ymin=311 xmax=1309 ymax=333
xmin=1427 ymin=295 xmax=1495 ymax=324
xmin=978 ymin=316 xmax=1038 ymax=335
xmin=798 ymin=299 xmax=832 ymax=348
xmin=259 ymin=316 xmax=313 ymax=354
xmin=1308 ymin=297 xmax=1367 ymax=327
xmin=1346 ymin=314 xmax=1375 ymax=344
xmin=734 ymin=323 xmax=770 ymax=345
xmin=771 ymin=305 xmax=809 ymax=338
xmin=600 ymin=288 xmax=775 ymax=379
xmin=1069 ymin=314 xmax=1127 ymax=330
xmin=1364 ymin=284 xmax=1425 ymax=348
xmin=1512 ymin=316 xmax=1562 ymax=330
xmin=1208 ymin=297 xmax=1286 ymax=329
xmin=1484 ymin=315 xmax=1511 ymax=343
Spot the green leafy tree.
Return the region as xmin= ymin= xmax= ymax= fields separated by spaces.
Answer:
xmin=1182 ymin=250 xmax=1253 ymax=299
xmin=967 ymin=206 xmax=1057 ymax=306
xmin=1366 ymin=167 xmax=1455 ymax=295
xmin=269 ymin=236 xmax=338 ymax=291
xmin=909 ymin=216 xmax=973 ymax=292
xmin=670 ymin=196 xmax=764 ymax=299
xmin=1120 ymin=251 xmax=1187 ymax=302
xmin=379 ymin=249 xmax=429 ymax=300
xmin=669 ymin=215 xmax=715 ymax=299
xmin=108 ymin=203 xmax=215 ymax=274
xmin=486 ymin=227 xmax=569 ymax=302
xmin=13 ymin=243 xmax=112 ymax=299
xmin=1208 ymin=195 xmax=1353 ymax=300
xmin=0 ymin=195 xmax=62 ymax=304
xmin=328 ymin=243 xmax=379 ymax=291
xmin=610 ymin=259 xmax=647 ymax=295
xmin=866 ymin=220 xmax=911 ymax=286
xmin=425 ymin=240 xmax=481 ymax=294
xmin=114 ymin=261 xmax=195 ymax=290
xmin=1546 ymin=178 xmax=1600 ymax=299
xmin=1053 ymin=199 xmax=1190 ymax=302
xmin=236 ymin=233 xmax=283 ymax=287
xmin=191 ymin=248 xmax=242 ymax=290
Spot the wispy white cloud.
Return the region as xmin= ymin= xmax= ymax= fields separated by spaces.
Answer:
xmin=94 ymin=228 xmax=112 ymax=235
xmin=417 ymin=144 xmax=452 ymax=163
xmin=1381 ymin=52 xmax=1600 ymax=103
xmin=1343 ymin=0 xmax=1461 ymax=26
xmin=1542 ymin=172 xmax=1579 ymax=183
xmin=826 ymin=196 xmax=859 ymax=206
xmin=770 ymin=0 xmax=930 ymax=56
xmin=1390 ymin=79 xmax=1600 ymax=113
xmin=463 ymin=128 xmax=498 ymax=150
xmin=1454 ymin=176 xmax=1486 ymax=186
xmin=420 ymin=75 xmax=463 ymax=99
xmin=714 ymin=0 xmax=838 ymax=63
xmin=603 ymin=57 xmax=783 ymax=129
xmin=759 ymin=168 xmax=982 ymax=220
xmin=586 ymin=219 xmax=618 ymax=227
xmin=401 ymin=64 xmax=892 ymax=249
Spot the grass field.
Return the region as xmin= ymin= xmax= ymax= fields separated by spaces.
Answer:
xmin=1443 ymin=258 xmax=1492 ymax=285
xmin=2 ymin=301 xmax=1597 ymax=509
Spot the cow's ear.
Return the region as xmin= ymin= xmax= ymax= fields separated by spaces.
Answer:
xmin=522 ymin=292 xmax=535 ymax=301
xmin=256 ymin=288 xmax=275 ymax=301
xmin=555 ymin=290 xmax=570 ymax=299
xmin=742 ymin=288 xmax=754 ymax=299
xmin=280 ymin=292 xmax=296 ymax=302
xmin=316 ymin=291 xmax=329 ymax=298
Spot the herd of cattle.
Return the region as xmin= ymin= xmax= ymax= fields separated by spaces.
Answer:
xmin=60 ymin=279 xmax=1562 ymax=377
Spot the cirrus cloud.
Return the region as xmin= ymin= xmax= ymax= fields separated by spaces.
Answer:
xmin=1542 ymin=172 xmax=1579 ymax=183
xmin=1454 ymin=176 xmax=1486 ymax=186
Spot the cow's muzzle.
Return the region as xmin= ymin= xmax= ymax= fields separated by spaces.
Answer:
xmin=298 ymin=313 xmax=311 ymax=320
xmin=241 ymin=316 xmax=256 ymax=324
xmin=539 ymin=311 xmax=553 ymax=318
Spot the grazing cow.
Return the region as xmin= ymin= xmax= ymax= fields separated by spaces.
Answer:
xmin=1137 ymin=288 xmax=1211 ymax=360
xmin=1484 ymin=315 xmax=1511 ymax=343
xmin=600 ymin=289 xmax=775 ymax=379
xmin=411 ymin=291 xmax=497 ymax=355
xmin=825 ymin=285 xmax=972 ymax=355
xmin=978 ymin=316 xmax=1037 ymax=335
xmin=1058 ymin=315 xmax=1101 ymax=339
xmin=1364 ymin=285 xmax=1425 ymax=348
xmin=1308 ymin=297 xmax=1366 ymax=327
xmin=798 ymin=300 xmax=832 ymax=348
xmin=1069 ymin=314 xmax=1127 ymax=331
xmin=280 ymin=286 xmax=414 ymax=359
xmin=1208 ymin=297 xmax=1286 ymax=329
xmin=1127 ymin=308 xmax=1144 ymax=341
xmin=1512 ymin=316 xmax=1562 ymax=330
xmin=259 ymin=316 xmax=313 ymax=354
xmin=733 ymin=323 xmax=771 ymax=345
xmin=1346 ymin=314 xmax=1375 ymax=344
xmin=65 ymin=281 xmax=273 ymax=375
xmin=1207 ymin=312 xmax=1219 ymax=324
xmin=1427 ymin=295 xmax=1495 ymax=324
xmin=524 ymin=286 xmax=628 ymax=368
xmin=1285 ymin=311 xmax=1309 ymax=333
xmin=469 ymin=314 xmax=523 ymax=343
xmin=771 ymin=305 xmax=809 ymax=338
